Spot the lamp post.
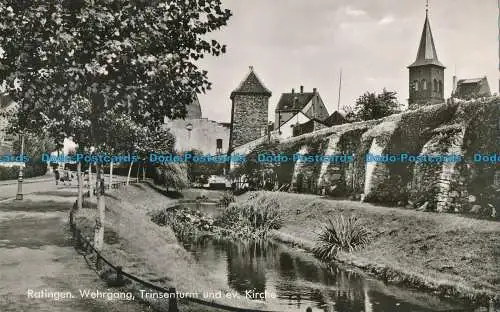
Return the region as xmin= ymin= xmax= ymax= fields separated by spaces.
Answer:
xmin=185 ymin=123 xmax=193 ymax=146
xmin=15 ymin=132 xmax=24 ymax=200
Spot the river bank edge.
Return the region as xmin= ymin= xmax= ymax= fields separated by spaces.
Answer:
xmin=73 ymin=184 xmax=271 ymax=312
xmin=230 ymin=191 xmax=498 ymax=308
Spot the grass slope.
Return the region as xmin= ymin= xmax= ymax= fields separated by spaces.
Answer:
xmin=237 ymin=191 xmax=499 ymax=305
xmin=75 ymin=184 xmax=271 ymax=311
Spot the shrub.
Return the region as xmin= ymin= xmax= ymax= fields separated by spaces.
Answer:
xmin=215 ymin=192 xmax=283 ymax=238
xmin=150 ymin=206 xmax=214 ymax=241
xmin=161 ymin=163 xmax=189 ymax=190
xmin=313 ymin=215 xmax=370 ymax=261
xmin=219 ymin=191 xmax=235 ymax=207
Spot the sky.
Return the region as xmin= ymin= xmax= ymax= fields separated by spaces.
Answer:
xmin=196 ymin=0 xmax=499 ymax=123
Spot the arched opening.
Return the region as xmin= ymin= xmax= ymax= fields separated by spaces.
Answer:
xmin=413 ymin=80 xmax=419 ymax=91
xmin=433 ymin=79 xmax=438 ymax=92
xmin=422 ymin=79 xmax=427 ymax=90
xmin=439 ymin=81 xmax=443 ymax=93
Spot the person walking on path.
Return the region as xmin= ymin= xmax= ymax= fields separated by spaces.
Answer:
xmin=54 ymin=169 xmax=60 ymax=186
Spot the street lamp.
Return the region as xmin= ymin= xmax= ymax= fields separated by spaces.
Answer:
xmin=15 ymin=131 xmax=25 ymax=200
xmin=185 ymin=123 xmax=193 ymax=143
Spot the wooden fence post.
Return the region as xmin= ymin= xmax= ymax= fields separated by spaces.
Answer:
xmin=95 ymin=253 xmax=102 ymax=270
xmin=116 ymin=266 xmax=123 ymax=284
xmin=168 ymin=288 xmax=178 ymax=312
xmin=75 ymin=229 xmax=82 ymax=248
xmin=85 ymin=237 xmax=92 ymax=252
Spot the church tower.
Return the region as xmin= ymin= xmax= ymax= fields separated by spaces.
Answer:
xmin=229 ymin=66 xmax=272 ymax=153
xmin=408 ymin=4 xmax=445 ymax=108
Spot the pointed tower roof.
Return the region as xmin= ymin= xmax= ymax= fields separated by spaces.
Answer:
xmin=230 ymin=66 xmax=272 ymax=100
xmin=408 ymin=11 xmax=445 ymax=68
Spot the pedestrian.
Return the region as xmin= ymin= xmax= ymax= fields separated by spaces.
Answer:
xmin=54 ymin=169 xmax=60 ymax=185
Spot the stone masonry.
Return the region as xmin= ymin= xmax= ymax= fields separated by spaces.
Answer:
xmin=229 ymin=67 xmax=272 ymax=152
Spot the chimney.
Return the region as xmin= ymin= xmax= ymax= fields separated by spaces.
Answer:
xmin=291 ymin=88 xmax=295 ymax=94
xmin=300 ymin=85 xmax=304 ymax=93
xmin=452 ymin=76 xmax=457 ymax=95
xmin=313 ymin=88 xmax=317 ymax=94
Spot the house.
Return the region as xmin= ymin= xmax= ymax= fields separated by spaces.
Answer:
xmin=452 ymin=76 xmax=491 ymax=100
xmin=274 ymin=86 xmax=330 ymax=139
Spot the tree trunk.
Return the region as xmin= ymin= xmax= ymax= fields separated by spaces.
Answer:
xmin=126 ymin=161 xmax=133 ymax=185
xmin=77 ymin=162 xmax=83 ymax=210
xmin=142 ymin=163 xmax=146 ymax=181
xmin=88 ymin=163 xmax=94 ymax=198
xmin=136 ymin=164 xmax=140 ymax=183
xmin=109 ymin=161 xmax=113 ymax=189
xmin=93 ymin=164 xmax=105 ymax=251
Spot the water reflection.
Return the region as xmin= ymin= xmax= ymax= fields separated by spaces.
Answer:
xmin=183 ymin=236 xmax=472 ymax=312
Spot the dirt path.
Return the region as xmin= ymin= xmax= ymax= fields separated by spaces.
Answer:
xmin=0 ymin=184 xmax=152 ymax=312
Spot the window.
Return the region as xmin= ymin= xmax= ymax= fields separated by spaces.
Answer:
xmin=433 ymin=79 xmax=438 ymax=92
xmin=439 ymin=81 xmax=443 ymax=93
xmin=422 ymin=79 xmax=427 ymax=90
xmin=216 ymin=139 xmax=223 ymax=154
xmin=413 ymin=80 xmax=419 ymax=91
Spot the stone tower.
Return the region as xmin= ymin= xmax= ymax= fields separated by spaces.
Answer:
xmin=229 ymin=66 xmax=272 ymax=152
xmin=408 ymin=8 xmax=445 ymax=109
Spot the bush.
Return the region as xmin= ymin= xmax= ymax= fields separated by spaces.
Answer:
xmin=215 ymin=192 xmax=283 ymax=238
xmin=160 ymin=163 xmax=189 ymax=190
xmin=0 ymin=166 xmax=19 ymax=180
xmin=150 ymin=206 xmax=214 ymax=241
xmin=218 ymin=191 xmax=235 ymax=207
xmin=313 ymin=215 xmax=370 ymax=261
xmin=0 ymin=163 xmax=47 ymax=181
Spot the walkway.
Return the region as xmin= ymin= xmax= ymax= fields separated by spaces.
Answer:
xmin=0 ymin=182 xmax=152 ymax=312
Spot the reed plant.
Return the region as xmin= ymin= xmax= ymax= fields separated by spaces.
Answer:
xmin=313 ymin=215 xmax=370 ymax=261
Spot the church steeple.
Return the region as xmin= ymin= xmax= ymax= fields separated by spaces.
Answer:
xmin=407 ymin=1 xmax=445 ymax=108
xmin=408 ymin=5 xmax=444 ymax=68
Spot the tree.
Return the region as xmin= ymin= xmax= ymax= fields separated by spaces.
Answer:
xmin=348 ymin=89 xmax=402 ymax=122
xmin=0 ymin=1 xmax=232 ymax=250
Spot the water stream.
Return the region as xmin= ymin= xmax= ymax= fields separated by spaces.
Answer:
xmin=178 ymin=202 xmax=477 ymax=312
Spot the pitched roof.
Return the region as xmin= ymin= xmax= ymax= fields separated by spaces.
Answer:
xmin=230 ymin=66 xmax=272 ymax=99
xmin=408 ymin=13 xmax=445 ymax=68
xmin=275 ymin=92 xmax=315 ymax=111
xmin=293 ymin=118 xmax=327 ymax=137
xmin=457 ymin=78 xmax=484 ymax=84
xmin=323 ymin=111 xmax=346 ymax=126
xmin=454 ymin=77 xmax=491 ymax=98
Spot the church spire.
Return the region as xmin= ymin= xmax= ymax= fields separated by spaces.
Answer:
xmin=408 ymin=1 xmax=445 ymax=68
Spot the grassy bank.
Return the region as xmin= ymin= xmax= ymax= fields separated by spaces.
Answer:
xmin=74 ymin=184 xmax=271 ymax=311
xmin=236 ymin=191 xmax=499 ymax=305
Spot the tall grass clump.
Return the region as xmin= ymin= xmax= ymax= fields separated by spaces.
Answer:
xmin=218 ymin=191 xmax=235 ymax=207
xmin=215 ymin=192 xmax=283 ymax=238
xmin=313 ymin=215 xmax=370 ymax=261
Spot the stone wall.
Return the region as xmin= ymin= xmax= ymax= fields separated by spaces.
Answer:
xmin=230 ymin=94 xmax=269 ymax=151
xmin=230 ymin=97 xmax=500 ymax=215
